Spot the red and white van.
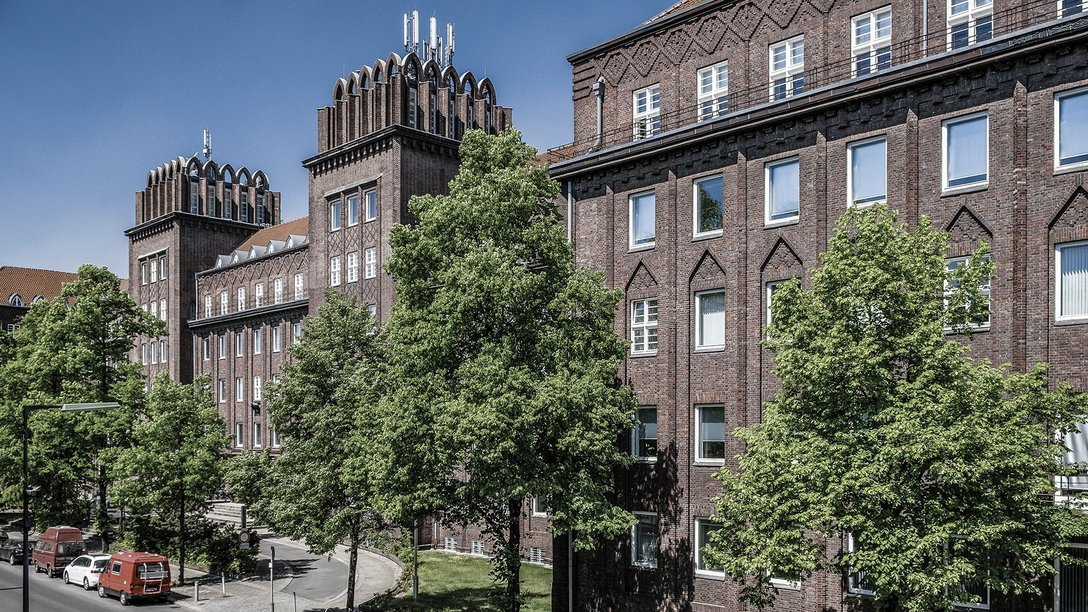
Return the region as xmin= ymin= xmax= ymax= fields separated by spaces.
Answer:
xmin=31 ymin=526 xmax=86 ymax=577
xmin=96 ymin=551 xmax=171 ymax=605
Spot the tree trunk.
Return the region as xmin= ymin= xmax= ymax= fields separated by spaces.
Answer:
xmin=346 ymin=518 xmax=360 ymax=611
xmin=178 ymin=482 xmax=186 ymax=585
xmin=97 ymin=465 xmax=109 ymax=553
xmin=504 ymin=497 xmax=522 ymax=612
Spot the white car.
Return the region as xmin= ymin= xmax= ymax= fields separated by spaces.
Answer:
xmin=62 ymin=554 xmax=111 ymax=590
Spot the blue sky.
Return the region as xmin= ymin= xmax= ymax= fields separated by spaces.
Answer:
xmin=0 ymin=0 xmax=667 ymax=276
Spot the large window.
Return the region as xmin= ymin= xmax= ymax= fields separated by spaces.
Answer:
xmin=365 ymin=189 xmax=378 ymax=222
xmin=1057 ymin=241 xmax=1088 ymax=321
xmin=698 ymin=62 xmax=729 ymax=121
xmin=631 ymin=406 xmax=658 ymax=461
xmin=218 ymin=334 xmax=226 ymax=359
xmin=766 ymin=158 xmax=800 ymax=224
xmin=272 ymin=325 xmax=281 ymax=353
xmin=347 ymin=251 xmax=359 ymax=283
xmin=948 ymin=0 xmax=993 ymax=50
xmin=848 ymin=137 xmax=888 ymax=207
xmin=769 ymin=36 xmax=805 ymax=100
xmin=365 ymin=247 xmax=377 ymax=279
xmin=255 ymin=283 xmax=264 ymax=308
xmin=274 ymin=278 xmax=283 ymax=304
xmin=253 ymin=376 xmax=262 ymax=401
xmin=852 ymin=8 xmax=892 ymax=77
xmin=219 ymin=291 xmax=228 ymax=316
xmin=235 ymin=331 xmax=244 ymax=357
xmin=846 ymin=534 xmax=876 ymax=596
xmin=204 ymin=295 xmax=212 ymax=318
xmin=695 ymin=290 xmax=726 ymax=351
xmin=944 ymin=256 xmax=991 ymax=329
xmin=693 ymin=176 xmax=724 ymax=238
xmin=631 ymin=299 xmax=659 ymax=356
xmin=1056 ymin=87 xmax=1088 ymax=170
xmin=253 ymin=328 xmax=262 ymax=355
xmin=633 ymin=84 xmax=661 ymax=140
xmin=631 ymin=513 xmax=659 ymax=569
xmin=253 ymin=422 xmax=262 ymax=449
xmin=943 ymin=113 xmax=988 ymax=190
xmin=237 ymin=287 xmax=246 ymax=312
xmin=218 ymin=378 xmax=226 ymax=403
xmin=1061 ymin=0 xmax=1087 ymax=17
xmin=766 ymin=280 xmax=786 ymax=329
xmin=630 ymin=192 xmax=656 ymax=249
xmin=293 ymin=273 xmax=304 ymax=300
xmin=329 ymin=199 xmax=342 ymax=231
xmin=330 ymin=257 xmax=341 ymax=287
xmin=235 ymin=377 xmax=244 ymax=402
xmin=348 ymin=194 xmax=360 ymax=226
xmin=235 ymin=422 xmax=243 ymax=448
xmin=695 ymin=519 xmax=725 ymax=577
xmin=695 ymin=405 xmax=726 ymax=463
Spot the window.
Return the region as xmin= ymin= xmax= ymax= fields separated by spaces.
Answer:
xmin=272 ymin=326 xmax=281 ymax=352
xmin=202 ymin=337 xmax=209 ymax=360
xmin=766 ymin=281 xmax=786 ymax=328
xmin=293 ymin=321 xmax=303 ymax=344
xmin=1056 ymin=87 xmax=1088 ymax=170
xmin=235 ymin=330 xmax=244 ymax=357
xmin=948 ymin=0 xmax=992 ymax=50
xmin=237 ymin=287 xmax=246 ymax=312
xmin=150 ymin=258 xmax=158 ymax=283
xmin=255 ymin=283 xmax=264 ymax=307
xmin=271 ymin=428 xmax=281 ymax=448
xmin=631 ymin=406 xmax=658 ymax=461
xmin=1057 ymin=241 xmax=1088 ymax=321
xmin=240 ymin=190 xmax=249 ymax=223
xmin=253 ymin=328 xmax=262 ymax=354
xmin=141 ymin=343 xmax=148 ymax=365
xmin=852 ymin=8 xmax=892 ymax=77
xmin=629 ymin=191 xmax=656 ymax=249
xmin=160 ymin=256 xmax=167 ymax=279
xmin=943 ymin=113 xmax=988 ymax=190
xmin=189 ymin=172 xmax=200 ymax=213
xmin=149 ymin=341 xmax=157 ymax=364
xmin=531 ymin=496 xmax=547 ymax=517
xmin=695 ymin=519 xmax=725 ymax=577
xmin=846 ymin=533 xmax=876 ymax=595
xmin=253 ymin=376 xmax=262 ymax=401
xmin=140 ymin=262 xmax=147 ymax=285
xmin=235 ymin=422 xmax=243 ymax=448
xmin=330 ymin=256 xmax=342 ymax=286
xmin=769 ymin=36 xmax=805 ymax=100
xmin=631 ymin=513 xmax=659 ymax=568
xmin=204 ymin=294 xmax=212 ymax=318
xmin=258 ymin=190 xmax=267 ymax=225
xmin=698 ymin=62 xmax=729 ymax=121
xmin=695 ymin=290 xmax=726 ymax=351
xmin=365 ymin=189 xmax=378 ymax=222
xmin=693 ymin=176 xmax=724 ymax=237
xmin=348 ymin=194 xmax=360 ymax=226
xmin=150 ymin=301 xmax=157 ymax=320
xmin=631 ymin=299 xmax=659 ymax=356
xmin=848 ymin=137 xmax=888 ymax=207
xmin=293 ymin=273 xmax=304 ymax=300
xmin=274 ymin=278 xmax=283 ymax=304
xmin=235 ymin=377 xmax=244 ymax=402
xmin=1061 ymin=0 xmax=1086 ymax=17
xmin=220 ymin=291 xmax=228 ymax=316
xmin=253 ymin=422 xmax=262 ymax=448
xmin=633 ymin=84 xmax=661 ymax=140
xmin=159 ymin=299 xmax=166 ymax=321
xmin=218 ymin=378 xmax=226 ymax=403
xmin=218 ymin=334 xmax=226 ymax=359
xmin=347 ymin=251 xmax=359 ymax=283
xmin=695 ymin=405 xmax=726 ymax=463
xmin=766 ymin=158 xmax=800 ymax=224
xmin=160 ymin=339 xmax=166 ymax=362
xmin=365 ymin=247 xmax=377 ymax=279
xmin=329 ymin=200 xmax=342 ymax=231
xmin=944 ymin=256 xmax=991 ymax=329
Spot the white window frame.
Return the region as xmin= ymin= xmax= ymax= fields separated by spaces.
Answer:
xmin=253 ymin=376 xmax=262 ymax=401
xmin=632 ymin=84 xmax=661 ymax=140
xmin=235 ymin=330 xmax=244 ymax=357
xmin=141 ymin=343 xmax=148 ymax=366
xmin=948 ymin=0 xmax=993 ymax=49
xmin=694 ymin=289 xmax=726 ymax=351
xmin=293 ymin=273 xmax=303 ymax=301
xmin=942 ymin=112 xmax=989 ymax=192
xmin=766 ymin=280 xmax=784 ymax=329
xmin=254 ymin=283 xmax=264 ymax=308
xmin=253 ymin=327 xmax=262 ymax=355
xmin=330 ymin=256 xmax=342 ymax=286
xmin=531 ymin=496 xmax=547 ymax=518
xmin=630 ymin=512 xmax=659 ymax=569
xmin=851 ymin=7 xmax=892 ymax=78
xmin=365 ymin=247 xmax=377 ymax=279
xmin=769 ymin=36 xmax=805 ymax=101
xmin=631 ymin=406 xmax=658 ymax=462
xmin=274 ymin=278 xmax=283 ymax=304
xmin=629 ymin=191 xmax=656 ymax=250
xmin=271 ymin=428 xmax=281 ymax=448
xmin=218 ymin=334 xmax=226 ymax=359
xmin=630 ymin=298 xmax=659 ymax=356
xmin=694 ymin=519 xmax=725 ymax=578
xmin=347 ymin=194 xmax=360 ymax=227
xmin=765 ymin=157 xmax=801 ymax=226
xmin=160 ymin=256 xmax=167 ymax=280
xmin=220 ymin=291 xmax=228 ymax=316
xmin=698 ymin=61 xmax=729 ymax=122
xmin=235 ymin=377 xmax=244 ymax=402
xmin=693 ymin=175 xmax=725 ymax=239
xmin=944 ymin=255 xmax=992 ymax=330
xmin=1060 ymin=0 xmax=1087 ymax=18
xmin=847 ymin=136 xmax=888 ymax=208
xmin=202 ymin=337 xmax=210 ymax=361
xmin=160 ymin=339 xmax=166 ymax=362
xmin=1056 ymin=241 xmax=1088 ymax=322
xmin=204 ymin=294 xmax=212 ymax=318
xmin=272 ymin=325 xmax=281 ymax=353
xmin=218 ymin=378 xmax=226 ymax=404
xmin=1055 ymin=87 xmax=1088 ymax=171
xmin=159 ymin=299 xmax=166 ymax=322
xmin=150 ymin=301 xmax=157 ymax=320
xmin=329 ymin=199 xmax=342 ymax=231
xmin=365 ymin=189 xmax=378 ymax=222
xmin=150 ymin=259 xmax=158 ymax=283
xmin=235 ymin=422 xmax=244 ymax=448
xmin=347 ymin=251 xmax=359 ymax=283
xmin=293 ymin=321 xmax=303 ymax=344
xmin=695 ymin=404 xmax=727 ymax=465
xmin=140 ymin=262 xmax=147 ymax=285
xmin=253 ymin=422 xmax=262 ymax=448
xmin=846 ymin=533 xmax=876 ymax=596
xmin=237 ymin=287 xmax=246 ymax=312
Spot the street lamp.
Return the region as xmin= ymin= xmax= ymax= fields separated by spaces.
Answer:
xmin=21 ymin=402 xmax=120 ymax=612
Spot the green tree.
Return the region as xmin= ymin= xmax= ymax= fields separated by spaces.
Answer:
xmin=0 ymin=265 xmax=162 ymax=537
xmin=113 ymin=374 xmax=227 ymax=584
xmin=705 ymin=205 xmax=1088 ymax=611
xmin=371 ymin=128 xmax=635 ymax=612
xmin=228 ymin=289 xmax=381 ymax=611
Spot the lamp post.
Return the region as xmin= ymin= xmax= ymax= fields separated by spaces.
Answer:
xmin=21 ymin=402 xmax=120 ymax=612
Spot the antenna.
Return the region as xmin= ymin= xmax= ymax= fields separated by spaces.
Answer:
xmin=403 ymin=12 xmax=412 ymax=54
xmin=412 ymin=10 xmax=420 ymax=50
xmin=202 ymin=129 xmax=212 ymax=160
xmin=446 ymin=23 xmax=455 ymax=66
xmin=429 ymin=16 xmax=437 ymax=60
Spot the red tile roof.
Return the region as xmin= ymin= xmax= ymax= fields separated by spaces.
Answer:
xmin=234 ymin=217 xmax=309 ymax=252
xmin=0 ymin=266 xmax=79 ymax=306
xmin=647 ymin=0 xmax=706 ymax=22
xmin=536 ymin=144 xmax=577 ymax=166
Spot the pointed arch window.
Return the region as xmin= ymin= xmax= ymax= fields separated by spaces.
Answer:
xmin=189 ymin=168 xmax=200 ymax=214
xmin=467 ymin=89 xmax=476 ymax=131
xmin=9 ymin=293 xmax=24 ymax=307
xmin=223 ymin=172 xmax=234 ymax=219
xmin=427 ymin=68 xmax=439 ymax=134
xmin=448 ymin=76 xmax=457 ymax=139
xmin=205 ymin=166 xmax=217 ymax=217
xmin=484 ymin=92 xmax=493 ymax=134
xmin=405 ymin=63 xmax=419 ymax=129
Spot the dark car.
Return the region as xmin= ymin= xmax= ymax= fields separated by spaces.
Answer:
xmin=0 ymin=539 xmax=26 ymax=565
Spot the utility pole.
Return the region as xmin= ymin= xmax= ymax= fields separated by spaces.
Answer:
xmin=270 ymin=545 xmax=275 ymax=612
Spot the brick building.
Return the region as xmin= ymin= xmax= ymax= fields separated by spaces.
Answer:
xmin=0 ymin=266 xmax=80 ymax=332
xmin=546 ymin=0 xmax=1088 ymax=610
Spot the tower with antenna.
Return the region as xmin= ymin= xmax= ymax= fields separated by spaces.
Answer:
xmin=404 ymin=11 xmax=455 ymax=67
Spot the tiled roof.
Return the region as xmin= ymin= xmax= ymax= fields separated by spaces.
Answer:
xmin=234 ymin=217 xmax=309 ymax=252
xmin=536 ymin=144 xmax=577 ymax=166
xmin=646 ymin=0 xmax=706 ymax=22
xmin=0 ymin=266 xmax=79 ymax=306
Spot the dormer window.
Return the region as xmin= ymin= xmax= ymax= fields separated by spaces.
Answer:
xmin=9 ymin=293 xmax=24 ymax=307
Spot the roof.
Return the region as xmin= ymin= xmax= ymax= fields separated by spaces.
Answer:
xmin=567 ymin=0 xmax=719 ymax=63
xmin=0 ymin=266 xmax=79 ymax=306
xmin=110 ymin=551 xmax=170 ymax=563
xmin=646 ymin=0 xmax=707 ymax=22
xmin=234 ymin=217 xmax=309 ymax=252
xmin=535 ymin=144 xmax=577 ymax=166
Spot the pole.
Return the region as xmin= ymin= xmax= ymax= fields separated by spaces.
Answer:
xmin=270 ymin=545 xmax=275 ymax=612
xmin=22 ymin=405 xmax=30 ymax=612
xmin=412 ymin=522 xmax=419 ymax=599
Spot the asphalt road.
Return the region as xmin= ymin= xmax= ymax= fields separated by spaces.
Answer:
xmin=260 ymin=536 xmax=349 ymax=604
xmin=0 ymin=560 xmax=181 ymax=611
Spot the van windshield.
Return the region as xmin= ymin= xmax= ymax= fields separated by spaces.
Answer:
xmin=58 ymin=542 xmax=86 ymax=556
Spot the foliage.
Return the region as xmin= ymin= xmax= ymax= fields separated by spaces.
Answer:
xmin=378 ymin=551 xmax=552 ymax=612
xmin=368 ymin=128 xmax=635 ymax=611
xmin=115 ymin=514 xmax=258 ymax=576
xmin=226 ymin=288 xmax=381 ymax=609
xmin=705 ymin=205 xmax=1088 ymax=611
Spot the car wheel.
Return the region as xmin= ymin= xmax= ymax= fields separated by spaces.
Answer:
xmin=83 ymin=577 xmax=91 ymax=591
xmin=119 ymin=591 xmax=130 ymax=606
xmin=63 ymin=571 xmax=69 ymax=584
xmin=7 ymin=554 xmax=14 ymax=566
xmin=98 ymin=584 xmax=107 ymax=598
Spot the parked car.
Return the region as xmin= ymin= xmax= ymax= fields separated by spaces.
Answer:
xmin=0 ymin=539 xmax=25 ymax=565
xmin=96 ymin=551 xmax=171 ymax=605
xmin=63 ymin=554 xmax=111 ymax=590
xmin=31 ymin=526 xmax=86 ymax=577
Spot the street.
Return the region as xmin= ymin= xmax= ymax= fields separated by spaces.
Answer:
xmin=0 ymin=561 xmax=180 ymax=610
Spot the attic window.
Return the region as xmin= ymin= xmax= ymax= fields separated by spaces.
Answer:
xmin=9 ymin=293 xmax=24 ymax=307
xmin=32 ymin=295 xmax=45 ymax=304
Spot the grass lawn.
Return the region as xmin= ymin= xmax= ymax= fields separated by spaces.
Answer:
xmin=385 ymin=551 xmax=552 ymax=611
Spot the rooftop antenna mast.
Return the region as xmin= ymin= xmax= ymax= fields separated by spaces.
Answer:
xmin=404 ymin=12 xmax=454 ymax=67
xmin=403 ymin=11 xmax=420 ymax=55
xmin=202 ymin=129 xmax=212 ymax=160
